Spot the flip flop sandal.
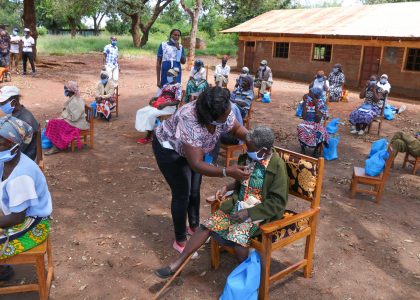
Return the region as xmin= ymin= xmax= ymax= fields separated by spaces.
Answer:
xmin=155 ymin=266 xmax=175 ymax=279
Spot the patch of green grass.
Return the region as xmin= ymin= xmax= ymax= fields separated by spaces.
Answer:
xmin=37 ymin=32 xmax=238 ymax=58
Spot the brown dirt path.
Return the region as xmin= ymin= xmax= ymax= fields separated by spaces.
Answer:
xmin=0 ymin=54 xmax=419 ymax=300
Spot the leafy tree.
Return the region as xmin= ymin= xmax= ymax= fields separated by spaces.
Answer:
xmin=221 ymin=0 xmax=292 ymax=28
xmin=116 ymin=0 xmax=173 ymax=48
xmin=362 ymin=0 xmax=413 ymax=3
xmin=0 ymin=0 xmax=22 ymax=29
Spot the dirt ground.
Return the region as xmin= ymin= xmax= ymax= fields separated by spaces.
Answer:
xmin=0 ymin=54 xmax=419 ymax=300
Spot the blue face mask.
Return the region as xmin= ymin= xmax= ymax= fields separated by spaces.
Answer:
xmin=12 ymin=31 xmax=18 ymax=36
xmin=64 ymin=90 xmax=70 ymax=97
xmin=370 ymin=80 xmax=376 ymax=85
xmin=111 ymin=41 xmax=117 ymax=46
xmin=0 ymin=101 xmax=15 ymax=115
xmin=0 ymin=144 xmax=19 ymax=163
xmin=247 ymin=150 xmax=265 ymax=161
xmin=101 ymin=79 xmax=108 ymax=85
xmin=380 ymin=79 xmax=387 ymax=84
xmin=166 ymin=76 xmax=174 ymax=84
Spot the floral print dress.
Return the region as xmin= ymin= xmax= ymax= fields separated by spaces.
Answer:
xmin=202 ymin=157 xmax=270 ymax=247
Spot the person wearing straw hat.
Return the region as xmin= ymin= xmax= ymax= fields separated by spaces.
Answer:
xmin=0 ymin=86 xmax=39 ymax=160
xmin=135 ymin=67 xmax=182 ymax=144
xmin=95 ymin=70 xmax=116 ymax=121
xmin=254 ymin=59 xmax=273 ymax=98
xmin=0 ymin=116 xmax=52 ymax=280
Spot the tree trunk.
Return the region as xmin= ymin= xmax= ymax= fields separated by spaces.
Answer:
xmin=140 ymin=30 xmax=149 ymax=48
xmin=69 ymin=18 xmax=78 ymax=38
xmin=23 ymin=0 xmax=37 ymax=60
xmin=93 ymin=15 xmax=99 ymax=36
xmin=180 ymin=0 xmax=202 ymax=71
xmin=187 ymin=16 xmax=199 ymax=71
xmin=130 ymin=14 xmax=141 ymax=48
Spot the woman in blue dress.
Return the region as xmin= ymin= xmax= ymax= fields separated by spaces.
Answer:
xmin=156 ymin=29 xmax=186 ymax=89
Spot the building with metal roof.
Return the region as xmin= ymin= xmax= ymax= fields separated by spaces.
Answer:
xmin=223 ymin=2 xmax=420 ymax=98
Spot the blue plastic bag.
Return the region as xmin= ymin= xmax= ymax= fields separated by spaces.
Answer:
xmin=326 ymin=118 xmax=341 ymax=134
xmin=368 ymin=138 xmax=388 ymax=158
xmin=261 ymin=93 xmax=271 ymax=103
xmin=220 ymin=251 xmax=261 ymax=300
xmin=365 ymin=150 xmax=389 ymax=176
xmin=384 ymin=105 xmax=395 ymax=120
xmin=89 ymin=101 xmax=97 ymax=118
xmin=296 ymin=101 xmax=303 ymax=118
xmin=324 ymin=134 xmax=340 ymax=161
xmin=41 ymin=128 xmax=52 ymax=149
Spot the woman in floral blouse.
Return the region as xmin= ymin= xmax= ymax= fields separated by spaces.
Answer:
xmin=154 ymin=126 xmax=288 ymax=279
xmin=153 ymin=87 xmax=251 ymax=255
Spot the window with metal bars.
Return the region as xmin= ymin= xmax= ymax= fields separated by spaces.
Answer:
xmin=312 ymin=44 xmax=332 ymax=62
xmin=273 ymin=42 xmax=289 ymax=58
xmin=406 ymin=48 xmax=420 ymax=71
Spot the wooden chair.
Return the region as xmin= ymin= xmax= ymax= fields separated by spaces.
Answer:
xmin=367 ymin=101 xmax=386 ymax=136
xmin=113 ymin=86 xmax=119 ymax=117
xmin=71 ymin=105 xmax=94 ymax=152
xmin=350 ymin=146 xmax=396 ymax=203
xmin=243 ymin=101 xmax=254 ymax=130
xmin=0 ymin=237 xmax=54 ymax=300
xmin=402 ymin=152 xmax=420 ymax=175
xmin=209 ymin=147 xmax=324 ymax=299
xmin=35 ymin=127 xmax=45 ymax=172
xmin=219 ymin=144 xmax=247 ymax=167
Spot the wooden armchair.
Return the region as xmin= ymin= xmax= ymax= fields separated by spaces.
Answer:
xmin=209 ymin=147 xmax=325 ymax=300
xmin=350 ymin=146 xmax=396 ymax=203
xmin=35 ymin=127 xmax=45 ymax=171
xmin=71 ymin=105 xmax=94 ymax=152
xmin=402 ymin=152 xmax=419 ymax=175
xmin=367 ymin=101 xmax=386 ymax=135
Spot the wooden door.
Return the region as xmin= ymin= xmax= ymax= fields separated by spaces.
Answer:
xmin=244 ymin=41 xmax=255 ymax=72
xmin=359 ymin=47 xmax=381 ymax=86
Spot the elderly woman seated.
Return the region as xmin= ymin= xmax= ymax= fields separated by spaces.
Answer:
xmin=349 ymin=75 xmax=386 ymax=136
xmin=297 ymin=88 xmax=329 ymax=157
xmin=230 ymin=75 xmax=254 ymax=119
xmin=183 ymin=59 xmax=208 ymax=103
xmin=44 ymin=81 xmax=89 ymax=155
xmin=234 ymin=67 xmax=253 ymax=89
xmin=95 ymin=71 xmax=116 ymax=121
xmin=135 ymin=68 xmax=181 ymax=144
xmin=0 ymin=116 xmax=52 ymax=280
xmin=155 ymin=125 xmax=288 ymax=279
xmin=327 ymin=64 xmax=345 ymax=102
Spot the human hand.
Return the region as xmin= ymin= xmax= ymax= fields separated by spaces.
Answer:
xmin=215 ymin=185 xmax=228 ymax=202
xmin=157 ymin=81 xmax=162 ymax=88
xmin=231 ymin=209 xmax=249 ymax=223
xmin=226 ymin=165 xmax=251 ymax=181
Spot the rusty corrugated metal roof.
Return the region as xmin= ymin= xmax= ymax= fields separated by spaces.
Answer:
xmin=222 ymin=3 xmax=420 ymax=40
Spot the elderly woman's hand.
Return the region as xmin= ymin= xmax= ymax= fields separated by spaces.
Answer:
xmin=231 ymin=209 xmax=249 ymax=223
xmin=215 ymin=185 xmax=228 ymax=201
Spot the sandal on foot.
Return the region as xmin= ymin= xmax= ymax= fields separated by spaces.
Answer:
xmin=45 ymin=147 xmax=60 ymax=156
xmin=155 ymin=266 xmax=175 ymax=279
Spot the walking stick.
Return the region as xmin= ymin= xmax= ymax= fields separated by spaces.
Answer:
xmin=153 ymin=252 xmax=194 ymax=300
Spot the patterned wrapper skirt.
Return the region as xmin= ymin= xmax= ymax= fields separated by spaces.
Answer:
xmin=349 ymin=105 xmax=381 ymax=125
xmin=329 ymin=86 xmax=343 ymax=102
xmin=96 ymin=98 xmax=116 ymax=120
xmin=297 ymin=120 xmax=329 ymax=147
xmin=184 ymin=80 xmax=208 ymax=103
xmin=202 ymin=202 xmax=259 ymax=247
xmin=0 ymin=217 xmax=50 ymax=259
xmin=45 ymin=119 xmax=81 ymax=150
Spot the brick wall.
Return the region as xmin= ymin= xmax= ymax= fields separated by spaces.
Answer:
xmin=379 ymin=47 xmax=420 ymax=98
xmin=238 ymin=40 xmax=362 ymax=87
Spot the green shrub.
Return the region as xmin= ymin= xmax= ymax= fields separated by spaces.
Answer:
xmin=37 ymin=26 xmax=48 ymax=36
